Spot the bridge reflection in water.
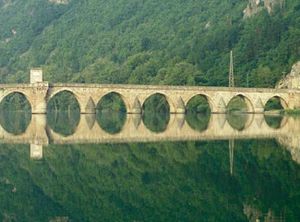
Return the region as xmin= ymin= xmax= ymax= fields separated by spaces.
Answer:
xmin=0 ymin=112 xmax=299 ymax=162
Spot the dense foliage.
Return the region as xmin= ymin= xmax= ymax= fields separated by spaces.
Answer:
xmin=0 ymin=0 xmax=299 ymax=87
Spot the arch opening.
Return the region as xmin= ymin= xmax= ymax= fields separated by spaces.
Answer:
xmin=226 ymin=95 xmax=253 ymax=113
xmin=264 ymin=96 xmax=287 ymax=113
xmin=47 ymin=90 xmax=80 ymax=113
xmin=142 ymin=93 xmax=170 ymax=114
xmin=0 ymin=92 xmax=31 ymax=112
xmin=0 ymin=92 xmax=31 ymax=135
xmin=47 ymin=91 xmax=80 ymax=136
xmin=96 ymin=92 xmax=127 ymax=134
xmin=96 ymin=92 xmax=127 ymax=113
xmin=142 ymin=93 xmax=170 ymax=133
xmin=186 ymin=95 xmax=211 ymax=114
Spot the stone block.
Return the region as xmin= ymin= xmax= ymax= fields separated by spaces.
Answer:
xmin=30 ymin=68 xmax=43 ymax=84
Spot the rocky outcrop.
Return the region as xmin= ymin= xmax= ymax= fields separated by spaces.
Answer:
xmin=244 ymin=204 xmax=285 ymax=221
xmin=243 ymin=0 xmax=263 ymax=18
xmin=1 ymin=0 xmax=13 ymax=8
xmin=243 ymin=0 xmax=285 ymax=18
xmin=276 ymin=61 xmax=300 ymax=89
xmin=48 ymin=0 xmax=69 ymax=5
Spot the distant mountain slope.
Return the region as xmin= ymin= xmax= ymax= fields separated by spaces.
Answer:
xmin=0 ymin=0 xmax=299 ymax=87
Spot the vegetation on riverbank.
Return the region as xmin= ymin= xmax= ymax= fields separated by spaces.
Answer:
xmin=285 ymin=109 xmax=300 ymax=115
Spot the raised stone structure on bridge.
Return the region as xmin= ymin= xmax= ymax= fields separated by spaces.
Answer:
xmin=0 ymin=69 xmax=300 ymax=114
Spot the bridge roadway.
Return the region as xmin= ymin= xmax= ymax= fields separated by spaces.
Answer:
xmin=0 ymin=83 xmax=299 ymax=114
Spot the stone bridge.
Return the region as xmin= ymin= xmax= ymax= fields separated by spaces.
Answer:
xmin=2 ymin=65 xmax=300 ymax=114
xmin=0 ymin=83 xmax=299 ymax=114
xmin=0 ymin=67 xmax=299 ymax=114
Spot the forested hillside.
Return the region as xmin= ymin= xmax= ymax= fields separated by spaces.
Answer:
xmin=0 ymin=0 xmax=299 ymax=87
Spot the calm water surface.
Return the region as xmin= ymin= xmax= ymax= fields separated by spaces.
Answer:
xmin=0 ymin=111 xmax=300 ymax=221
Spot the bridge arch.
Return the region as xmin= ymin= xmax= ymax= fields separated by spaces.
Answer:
xmin=142 ymin=92 xmax=175 ymax=113
xmin=96 ymin=91 xmax=129 ymax=113
xmin=47 ymin=88 xmax=80 ymax=101
xmin=227 ymin=94 xmax=254 ymax=113
xmin=0 ymin=91 xmax=32 ymax=110
xmin=264 ymin=95 xmax=288 ymax=112
xmin=185 ymin=94 xmax=214 ymax=113
xmin=47 ymin=89 xmax=81 ymax=112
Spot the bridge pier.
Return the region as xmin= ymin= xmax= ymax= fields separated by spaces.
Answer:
xmin=127 ymin=97 xmax=142 ymax=114
xmin=31 ymin=83 xmax=49 ymax=114
xmin=78 ymin=96 xmax=96 ymax=114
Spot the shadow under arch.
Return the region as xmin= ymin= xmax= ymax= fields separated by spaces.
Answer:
xmin=0 ymin=92 xmax=32 ymax=135
xmin=226 ymin=94 xmax=254 ymax=113
xmin=47 ymin=90 xmax=80 ymax=136
xmin=264 ymin=96 xmax=288 ymax=113
xmin=96 ymin=92 xmax=127 ymax=134
xmin=142 ymin=93 xmax=170 ymax=133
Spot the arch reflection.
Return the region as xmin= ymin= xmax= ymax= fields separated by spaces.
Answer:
xmin=143 ymin=112 xmax=170 ymax=133
xmin=186 ymin=112 xmax=211 ymax=132
xmin=0 ymin=111 xmax=293 ymax=145
xmin=264 ymin=115 xmax=285 ymax=129
xmin=226 ymin=113 xmax=252 ymax=131
xmin=47 ymin=111 xmax=80 ymax=137
xmin=0 ymin=111 xmax=31 ymax=135
xmin=97 ymin=111 xmax=127 ymax=134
